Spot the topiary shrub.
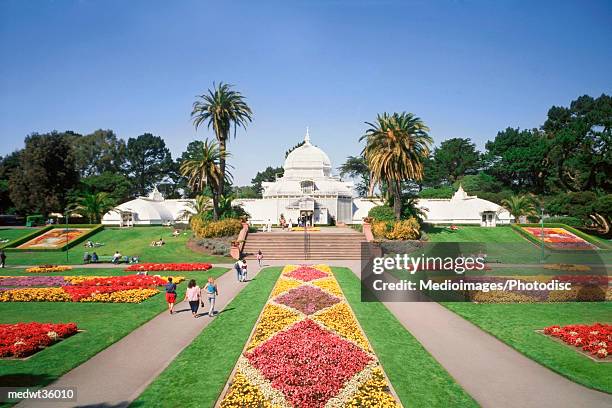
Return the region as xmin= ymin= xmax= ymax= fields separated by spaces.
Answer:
xmin=368 ymin=205 xmax=395 ymax=222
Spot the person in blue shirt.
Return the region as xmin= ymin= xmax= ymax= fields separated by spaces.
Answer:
xmin=203 ymin=277 xmax=219 ymax=317
xmin=165 ymin=277 xmax=177 ymax=315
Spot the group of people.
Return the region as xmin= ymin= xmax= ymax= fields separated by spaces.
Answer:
xmin=164 ymin=277 xmax=218 ymax=318
xmin=234 ymin=258 xmax=248 ymax=282
xmin=83 ymin=251 xmax=99 ymax=263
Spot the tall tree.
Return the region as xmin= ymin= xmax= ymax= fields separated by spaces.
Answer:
xmin=179 ymin=139 xmax=229 ymax=219
xmin=0 ymin=151 xmax=21 ymax=213
xmin=69 ymin=129 xmax=126 ymax=177
xmin=431 ymin=138 xmax=481 ymax=183
xmin=339 ymin=156 xmax=370 ymax=197
xmin=191 ymin=82 xmax=253 ymax=202
xmin=484 ymin=127 xmax=549 ymax=193
xmin=361 ymin=112 xmax=432 ymax=220
xmin=251 ymin=166 xmax=284 ymax=197
xmin=124 ymin=133 xmax=173 ymax=196
xmin=542 ymin=94 xmax=611 ymax=193
xmin=9 ymin=132 xmax=79 ymax=214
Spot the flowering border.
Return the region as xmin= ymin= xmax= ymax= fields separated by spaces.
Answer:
xmin=0 ymin=322 xmax=78 ymax=358
xmin=541 ymin=323 xmax=611 ymax=360
xmin=219 ymin=264 xmax=401 ymax=407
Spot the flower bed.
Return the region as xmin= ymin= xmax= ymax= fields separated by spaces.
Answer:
xmin=543 ymin=323 xmax=612 ymax=359
xmin=25 ymin=265 xmax=72 ymax=274
xmin=219 ymin=264 xmax=400 ymax=407
xmin=0 ymin=275 xmax=184 ymax=303
xmin=125 ymin=262 xmax=213 ymax=272
xmin=522 ymin=227 xmax=597 ymax=250
xmin=0 ymin=322 xmax=78 ymax=358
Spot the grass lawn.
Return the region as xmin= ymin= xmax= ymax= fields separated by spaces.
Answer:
xmin=333 ymin=267 xmax=477 ymax=407
xmin=3 ymin=227 xmax=232 ymax=266
xmin=444 ymin=302 xmax=612 ymax=393
xmin=424 ymin=225 xmax=610 ymax=265
xmin=0 ymin=228 xmax=40 ymax=248
xmin=133 ymin=266 xmax=281 ymax=407
xmin=0 ymin=267 xmax=229 ymax=393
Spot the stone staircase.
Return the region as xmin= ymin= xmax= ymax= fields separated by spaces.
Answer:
xmin=241 ymin=228 xmax=366 ymax=260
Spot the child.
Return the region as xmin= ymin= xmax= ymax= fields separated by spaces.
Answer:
xmin=165 ymin=277 xmax=177 ymax=315
xmin=256 ymin=250 xmax=263 ymax=267
xmin=184 ymin=279 xmax=200 ymax=318
xmin=202 ymin=277 xmax=219 ymax=317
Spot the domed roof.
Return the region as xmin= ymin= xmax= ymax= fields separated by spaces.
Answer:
xmin=283 ymin=128 xmax=332 ymax=178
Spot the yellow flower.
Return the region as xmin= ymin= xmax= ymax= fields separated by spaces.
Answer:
xmin=314 ymin=302 xmax=371 ymax=351
xmin=25 ymin=265 xmax=72 ymax=273
xmin=247 ymin=303 xmax=301 ymax=350
xmin=220 ymin=371 xmax=276 ymax=408
xmin=311 ymin=277 xmax=343 ymax=297
xmin=346 ymin=369 xmax=399 ymax=407
xmin=270 ymin=278 xmax=302 ymax=297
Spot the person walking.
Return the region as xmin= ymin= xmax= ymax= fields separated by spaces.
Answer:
xmin=184 ymin=279 xmax=200 ymax=318
xmin=256 ymin=250 xmax=263 ymax=267
xmin=202 ymin=277 xmax=219 ymax=317
xmin=241 ymin=259 xmax=248 ymax=281
xmin=165 ymin=277 xmax=177 ymax=315
xmin=0 ymin=250 xmax=6 ymax=268
xmin=234 ymin=259 xmax=243 ymax=282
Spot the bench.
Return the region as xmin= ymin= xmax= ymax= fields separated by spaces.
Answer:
xmin=84 ymin=255 xmax=139 ymax=264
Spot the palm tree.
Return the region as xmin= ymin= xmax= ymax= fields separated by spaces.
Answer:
xmin=180 ymin=139 xmax=232 ymax=220
xmin=180 ymin=194 xmax=213 ymax=220
xmin=70 ymin=192 xmax=116 ymax=224
xmin=501 ymin=195 xmax=537 ymax=223
xmin=360 ymin=112 xmax=432 ymax=220
xmin=191 ymin=82 xmax=252 ymax=202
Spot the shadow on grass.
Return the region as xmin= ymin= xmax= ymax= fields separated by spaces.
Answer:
xmin=0 ymin=373 xmax=55 ymax=387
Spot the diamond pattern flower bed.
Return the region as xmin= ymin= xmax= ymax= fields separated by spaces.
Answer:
xmin=219 ymin=264 xmax=400 ymax=407
xmin=285 ymin=266 xmax=329 ymax=282
xmin=246 ymin=319 xmax=372 ymax=407
xmin=275 ymin=285 xmax=340 ymax=315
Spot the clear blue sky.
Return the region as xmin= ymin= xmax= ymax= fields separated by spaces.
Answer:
xmin=1 ymin=0 xmax=611 ymax=185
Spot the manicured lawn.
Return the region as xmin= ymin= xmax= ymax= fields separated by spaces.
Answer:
xmin=0 ymin=267 xmax=229 ymax=392
xmin=133 ymin=267 xmax=281 ymax=407
xmin=3 ymin=227 xmax=232 ymax=266
xmin=426 ymin=225 xmax=526 ymax=243
xmin=444 ymin=302 xmax=612 ymax=393
xmin=333 ymin=267 xmax=477 ymax=407
xmin=0 ymin=228 xmax=40 ymax=248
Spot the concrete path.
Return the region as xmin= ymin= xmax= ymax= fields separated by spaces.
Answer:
xmin=260 ymin=259 xmax=612 ymax=408
xmin=16 ymin=261 xmax=260 ymax=408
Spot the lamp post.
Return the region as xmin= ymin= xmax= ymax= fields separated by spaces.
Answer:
xmin=540 ymin=206 xmax=545 ymax=264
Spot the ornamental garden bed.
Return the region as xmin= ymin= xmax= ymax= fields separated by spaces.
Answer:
xmin=538 ymin=323 xmax=611 ymax=362
xmin=125 ymin=262 xmax=213 ymax=272
xmin=219 ymin=264 xmax=401 ymax=408
xmin=0 ymin=275 xmax=185 ymax=303
xmin=0 ymin=322 xmax=79 ymax=359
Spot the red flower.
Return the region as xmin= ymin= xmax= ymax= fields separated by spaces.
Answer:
xmin=124 ymin=263 xmax=212 ymax=272
xmin=543 ymin=323 xmax=611 ymax=358
xmin=0 ymin=322 xmax=78 ymax=358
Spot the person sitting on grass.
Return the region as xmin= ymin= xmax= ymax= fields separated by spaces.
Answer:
xmin=165 ymin=277 xmax=177 ymax=315
xmin=172 ymin=229 xmax=180 ymax=237
xmin=111 ymin=251 xmax=122 ymax=264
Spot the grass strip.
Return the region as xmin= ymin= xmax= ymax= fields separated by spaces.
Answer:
xmin=132 ymin=266 xmax=281 ymax=407
xmin=333 ymin=267 xmax=478 ymax=408
xmin=444 ymin=302 xmax=612 ymax=393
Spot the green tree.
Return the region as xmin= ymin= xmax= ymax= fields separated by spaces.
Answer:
xmin=191 ymin=82 xmax=253 ymax=202
xmin=124 ymin=133 xmax=173 ymax=196
xmin=484 ymin=128 xmax=549 ymax=193
xmin=285 ymin=141 xmax=306 ymax=158
xmin=251 ymin=166 xmax=284 ymax=197
xmin=547 ymin=192 xmax=611 ymax=234
xmin=9 ymin=132 xmax=79 ymax=214
xmin=80 ymin=171 xmax=131 ymax=203
xmin=69 ymin=129 xmax=126 ymax=177
xmin=431 ymin=138 xmax=481 ymax=183
xmin=179 ymin=139 xmax=229 ymax=219
xmin=339 ymin=156 xmax=370 ymax=197
xmin=542 ymin=94 xmax=611 ymax=193
xmin=501 ymin=195 xmax=537 ymax=223
xmin=69 ymin=192 xmax=116 ymax=224
xmin=0 ymin=151 xmax=21 ymax=213
xmin=361 ymin=112 xmax=432 ymax=220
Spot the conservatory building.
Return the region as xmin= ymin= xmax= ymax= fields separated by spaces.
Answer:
xmin=234 ymin=130 xmax=377 ymax=225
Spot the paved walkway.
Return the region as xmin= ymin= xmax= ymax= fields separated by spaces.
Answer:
xmin=17 ymin=261 xmax=260 ymax=408
xmin=260 ymin=260 xmax=612 ymax=408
